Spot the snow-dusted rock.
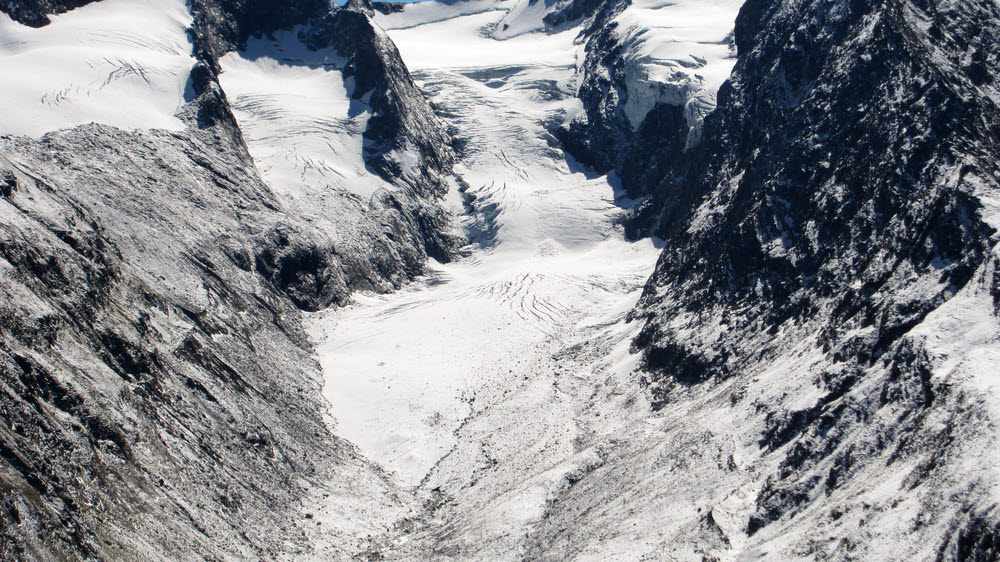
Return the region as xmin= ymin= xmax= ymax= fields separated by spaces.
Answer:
xmin=559 ymin=0 xmax=742 ymax=213
xmin=0 ymin=0 xmax=459 ymax=557
xmin=626 ymin=0 xmax=1000 ymax=557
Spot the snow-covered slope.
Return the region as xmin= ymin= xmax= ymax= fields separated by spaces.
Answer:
xmin=219 ymin=31 xmax=385 ymax=200
xmin=375 ymin=0 xmax=744 ymax=220
xmin=375 ymin=0 xmax=510 ymax=29
xmin=376 ymin=0 xmax=740 ymax=131
xmin=310 ymin=61 xmax=661 ymax=485
xmin=0 ymin=0 xmax=195 ymax=135
xmin=375 ymin=0 xmax=578 ymax=75
xmin=382 ymin=0 xmax=745 ymax=229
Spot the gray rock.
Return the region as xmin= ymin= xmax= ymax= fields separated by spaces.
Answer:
xmin=630 ymin=0 xmax=1000 ymax=554
xmin=0 ymin=0 xmax=458 ymax=557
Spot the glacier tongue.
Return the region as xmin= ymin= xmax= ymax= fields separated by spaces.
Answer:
xmin=299 ymin=1 xmax=746 ymax=556
xmin=309 ymin=58 xmax=663 ymax=486
xmin=316 ymin=0 xmax=741 ymax=493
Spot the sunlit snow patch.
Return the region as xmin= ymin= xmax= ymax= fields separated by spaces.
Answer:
xmin=219 ymin=30 xmax=392 ymax=201
xmin=492 ymin=0 xmax=552 ymax=38
xmin=0 ymin=0 xmax=195 ymax=136
xmin=375 ymin=0 xmax=510 ymax=30
xmin=613 ymin=0 xmax=743 ymax=134
xmin=375 ymin=1 xmax=579 ymax=71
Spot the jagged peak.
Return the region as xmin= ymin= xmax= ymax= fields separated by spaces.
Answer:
xmin=345 ymin=0 xmax=376 ymax=18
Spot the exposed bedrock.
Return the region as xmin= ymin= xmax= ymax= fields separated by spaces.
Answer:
xmin=628 ymin=0 xmax=1000 ymax=555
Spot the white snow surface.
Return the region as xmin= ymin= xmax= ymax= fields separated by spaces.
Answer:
xmin=310 ymin=56 xmax=662 ymax=486
xmin=219 ymin=31 xmax=393 ymax=200
xmin=492 ymin=0 xmax=556 ymax=38
xmin=375 ymin=0 xmax=511 ymax=29
xmin=377 ymin=2 xmax=579 ymax=71
xmin=613 ymin=0 xmax=742 ymax=131
xmin=5 ymin=0 xmax=994 ymax=558
xmin=376 ymin=0 xmax=741 ymax=135
xmin=0 ymin=0 xmax=195 ymax=136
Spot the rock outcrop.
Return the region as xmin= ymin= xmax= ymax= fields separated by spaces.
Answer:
xmin=628 ymin=0 xmax=1000 ymax=556
xmin=0 ymin=0 xmax=97 ymax=27
xmin=555 ymin=0 xmax=739 ymax=232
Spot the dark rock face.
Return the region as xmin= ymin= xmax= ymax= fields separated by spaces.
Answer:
xmin=0 ymin=169 xmax=15 ymax=198
xmin=253 ymin=222 xmax=351 ymax=312
xmin=556 ymin=0 xmax=732 ymax=223
xmin=372 ymin=1 xmax=405 ymax=15
xmin=944 ymin=512 xmax=1000 ymax=561
xmin=542 ymin=0 xmax=608 ymax=31
xmin=0 ymin=0 xmax=99 ymax=26
xmin=345 ymin=0 xmax=376 ymax=18
xmin=554 ymin=0 xmax=632 ymax=176
xmin=188 ymin=0 xmax=330 ymax=62
xmin=636 ymin=0 xmax=999 ymax=386
xmin=630 ymin=0 xmax=1000 ymax=552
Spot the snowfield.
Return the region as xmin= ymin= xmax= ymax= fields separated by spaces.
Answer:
xmin=379 ymin=6 xmax=580 ymax=71
xmin=612 ymin=0 xmax=742 ymax=131
xmin=306 ymin=0 xmax=743 ymax=500
xmin=0 ymin=0 xmax=194 ymax=136
xmin=308 ymin=55 xmax=663 ymax=486
xmin=219 ymin=31 xmax=396 ymax=201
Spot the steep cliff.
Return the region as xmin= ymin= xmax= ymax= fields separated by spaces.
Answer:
xmin=628 ymin=0 xmax=1000 ymax=557
xmin=557 ymin=0 xmax=742 ymax=233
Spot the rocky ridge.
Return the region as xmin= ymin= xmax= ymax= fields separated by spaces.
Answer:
xmin=624 ymin=0 xmax=1000 ymax=557
xmin=553 ymin=0 xmax=739 ymax=230
xmin=0 ymin=0 xmax=458 ymax=558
